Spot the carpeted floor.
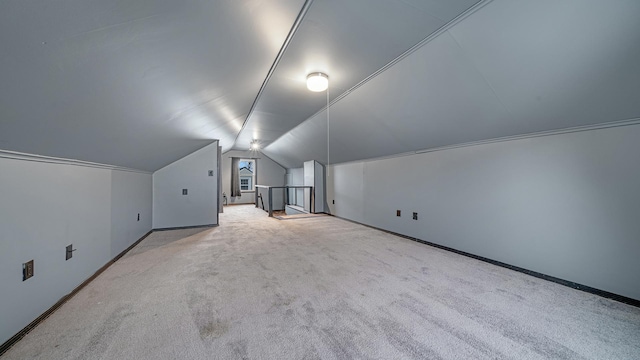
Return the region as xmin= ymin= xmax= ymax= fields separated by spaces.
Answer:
xmin=3 ymin=205 xmax=640 ymax=359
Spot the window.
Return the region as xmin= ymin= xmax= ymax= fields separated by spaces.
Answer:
xmin=238 ymin=159 xmax=255 ymax=191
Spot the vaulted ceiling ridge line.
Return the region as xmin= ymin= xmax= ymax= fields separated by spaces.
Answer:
xmin=230 ymin=0 xmax=315 ymax=149
xmin=268 ymin=0 xmax=494 ymax=147
xmin=0 ymin=149 xmax=152 ymax=174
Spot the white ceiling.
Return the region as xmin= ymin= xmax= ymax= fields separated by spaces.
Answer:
xmin=234 ymin=0 xmax=480 ymax=149
xmin=1 ymin=0 xmax=639 ymax=171
xmin=0 ymin=0 xmax=304 ymax=171
xmin=263 ymin=0 xmax=640 ymax=168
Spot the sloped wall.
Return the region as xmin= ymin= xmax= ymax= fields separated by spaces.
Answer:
xmin=152 ymin=142 xmax=219 ymax=229
xmin=0 ymin=154 xmax=151 ymax=345
xmin=327 ymin=124 xmax=640 ymax=301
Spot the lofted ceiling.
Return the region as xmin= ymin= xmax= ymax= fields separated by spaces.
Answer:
xmin=0 ymin=0 xmax=305 ymax=171
xmin=1 ymin=0 xmax=639 ymax=171
xmin=261 ymin=0 xmax=640 ymax=168
xmin=234 ymin=0 xmax=481 ymax=150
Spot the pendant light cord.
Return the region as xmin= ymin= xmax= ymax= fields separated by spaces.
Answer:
xmin=327 ymin=84 xmax=330 ymax=177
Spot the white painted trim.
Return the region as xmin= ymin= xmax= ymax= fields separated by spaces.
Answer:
xmin=414 ymin=118 xmax=640 ymax=154
xmin=0 ymin=149 xmax=151 ymax=173
xmin=329 ymin=118 xmax=640 ymax=167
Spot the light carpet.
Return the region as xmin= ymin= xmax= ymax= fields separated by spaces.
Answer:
xmin=3 ymin=205 xmax=639 ymax=359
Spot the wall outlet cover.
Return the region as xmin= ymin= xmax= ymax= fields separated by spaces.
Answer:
xmin=66 ymin=244 xmax=74 ymax=260
xmin=413 ymin=212 xmax=418 ymax=220
xmin=23 ymin=260 xmax=34 ymax=281
xmin=397 ymin=210 xmax=401 ymax=217
xmin=208 ymin=170 xmax=214 ymax=176
xmin=182 ymin=189 xmax=188 ymax=195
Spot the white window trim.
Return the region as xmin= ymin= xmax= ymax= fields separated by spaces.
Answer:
xmin=239 ymin=158 xmax=256 ymax=192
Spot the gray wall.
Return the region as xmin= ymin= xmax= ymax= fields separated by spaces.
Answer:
xmin=221 ymin=150 xmax=286 ymax=205
xmin=286 ymin=168 xmax=305 ymax=208
xmin=303 ymin=160 xmax=326 ymax=213
xmin=0 ymin=154 xmax=152 ymax=345
xmin=152 ymin=142 xmax=219 ymax=229
xmin=111 ymin=170 xmax=153 ymax=257
xmin=326 ymin=124 xmax=640 ymax=301
xmin=326 ymin=162 xmax=364 ymax=222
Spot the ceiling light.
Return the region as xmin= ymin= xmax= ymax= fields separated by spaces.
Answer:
xmin=307 ymin=72 xmax=329 ymax=92
xmin=250 ymin=140 xmax=260 ymax=150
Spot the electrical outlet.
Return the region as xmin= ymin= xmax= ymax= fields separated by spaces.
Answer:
xmin=137 ymin=213 xmax=140 ymax=221
xmin=332 ymin=200 xmax=335 ymax=204
xmin=208 ymin=170 xmax=214 ymax=176
xmin=396 ymin=210 xmax=401 ymax=217
xmin=66 ymin=244 xmax=75 ymax=260
xmin=413 ymin=212 xmax=418 ymax=220
xmin=182 ymin=189 xmax=188 ymax=195
xmin=23 ymin=260 xmax=34 ymax=281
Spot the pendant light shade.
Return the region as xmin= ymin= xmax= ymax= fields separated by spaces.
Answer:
xmin=306 ymin=72 xmax=329 ymax=92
